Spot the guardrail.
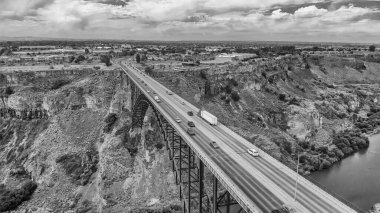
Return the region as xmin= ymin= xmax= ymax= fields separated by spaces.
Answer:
xmin=303 ymin=174 xmax=365 ymax=213
xmin=254 ymin=144 xmax=364 ymax=213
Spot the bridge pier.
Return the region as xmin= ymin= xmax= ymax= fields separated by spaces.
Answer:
xmin=212 ymin=177 xmax=244 ymax=213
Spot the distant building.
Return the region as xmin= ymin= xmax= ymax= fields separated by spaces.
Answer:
xmin=18 ymin=46 xmax=56 ymax=51
xmin=121 ymin=44 xmax=132 ymax=49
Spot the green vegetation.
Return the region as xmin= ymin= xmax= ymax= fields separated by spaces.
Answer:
xmin=130 ymin=204 xmax=182 ymax=213
xmin=369 ymin=45 xmax=376 ymax=52
xmin=145 ymin=66 xmax=153 ymax=75
xmin=100 ymin=55 xmax=112 ymax=66
xmin=355 ymin=108 xmax=380 ymax=133
xmin=0 ymin=180 xmax=37 ymax=212
xmin=103 ymin=113 xmax=118 ymax=133
xmin=74 ymin=55 xmax=86 ymax=63
xmin=136 ymin=54 xmax=141 ymax=63
xmin=231 ymin=91 xmax=240 ymax=102
xmin=332 ymin=129 xmax=369 ymax=156
xmin=50 ymin=79 xmax=71 ymax=90
xmin=199 ymin=70 xmax=207 ymax=79
xmin=56 ymin=148 xmax=98 ymax=185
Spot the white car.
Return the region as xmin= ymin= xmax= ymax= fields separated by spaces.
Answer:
xmin=147 ymin=90 xmax=150 ymax=93
xmin=175 ymin=117 xmax=181 ymax=123
xmin=248 ymin=148 xmax=259 ymax=157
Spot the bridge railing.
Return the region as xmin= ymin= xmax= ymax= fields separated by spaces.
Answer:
xmin=302 ymin=174 xmax=365 ymax=213
xmin=258 ymin=147 xmax=365 ymax=213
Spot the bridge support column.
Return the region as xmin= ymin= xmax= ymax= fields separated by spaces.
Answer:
xmin=188 ymin=147 xmax=191 ymax=213
xmin=199 ymin=159 xmax=204 ymax=213
xmin=213 ymin=176 xmax=218 ymax=213
xmin=179 ymin=137 xmax=183 ymax=199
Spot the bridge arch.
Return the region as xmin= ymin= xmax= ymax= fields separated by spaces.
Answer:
xmin=131 ymin=94 xmax=163 ymax=130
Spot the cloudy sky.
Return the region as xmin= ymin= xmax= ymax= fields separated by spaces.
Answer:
xmin=0 ymin=0 xmax=379 ymax=43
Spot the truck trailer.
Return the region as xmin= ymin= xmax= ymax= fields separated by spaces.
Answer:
xmin=199 ymin=110 xmax=218 ymax=125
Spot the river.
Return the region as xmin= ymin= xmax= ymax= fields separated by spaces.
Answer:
xmin=310 ymin=133 xmax=380 ymax=212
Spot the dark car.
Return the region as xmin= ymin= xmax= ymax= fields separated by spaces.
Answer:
xmin=187 ymin=121 xmax=195 ymax=127
xmin=187 ymin=128 xmax=195 ymax=136
xmin=209 ymin=141 xmax=219 ymax=149
xmin=187 ymin=111 xmax=193 ymax=116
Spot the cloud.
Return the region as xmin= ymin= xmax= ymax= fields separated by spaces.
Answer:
xmin=0 ymin=0 xmax=379 ymax=43
xmin=85 ymin=0 xmax=129 ymax=6
xmin=0 ymin=0 xmax=54 ymax=20
xmin=294 ymin=5 xmax=328 ymax=18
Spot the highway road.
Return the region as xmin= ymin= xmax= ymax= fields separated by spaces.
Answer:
xmin=118 ymin=60 xmax=359 ymax=213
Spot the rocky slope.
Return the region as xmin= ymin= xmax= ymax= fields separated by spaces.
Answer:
xmin=0 ymin=70 xmax=180 ymax=212
xmin=148 ymin=54 xmax=380 ymax=174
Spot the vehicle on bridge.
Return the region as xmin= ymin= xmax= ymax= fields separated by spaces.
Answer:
xmin=188 ymin=121 xmax=195 ymax=127
xmin=271 ymin=204 xmax=297 ymax=213
xmin=248 ymin=148 xmax=259 ymax=157
xmin=154 ymin=96 xmax=161 ymax=103
xmin=187 ymin=128 xmax=195 ymax=136
xmin=198 ymin=109 xmax=218 ymax=125
xmin=209 ymin=141 xmax=219 ymax=149
xmin=175 ymin=117 xmax=181 ymax=123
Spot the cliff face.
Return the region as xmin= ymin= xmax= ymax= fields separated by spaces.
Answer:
xmin=0 ymin=71 xmax=180 ymax=212
xmin=151 ymin=55 xmax=380 ymax=173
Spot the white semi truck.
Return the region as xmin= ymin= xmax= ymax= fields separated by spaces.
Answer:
xmin=198 ymin=110 xmax=218 ymax=125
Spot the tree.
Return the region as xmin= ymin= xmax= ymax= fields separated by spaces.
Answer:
xmin=369 ymin=45 xmax=376 ymax=52
xmin=231 ymin=91 xmax=240 ymax=102
xmin=74 ymin=55 xmax=85 ymax=63
xmin=145 ymin=66 xmax=153 ymax=75
xmin=135 ymin=54 xmax=141 ymax=63
xmin=140 ymin=54 xmax=147 ymax=61
xmin=100 ymin=55 xmax=112 ymax=66
xmin=4 ymin=86 xmax=14 ymax=95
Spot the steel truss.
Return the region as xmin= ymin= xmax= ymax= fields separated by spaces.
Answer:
xmin=127 ymin=75 xmax=246 ymax=213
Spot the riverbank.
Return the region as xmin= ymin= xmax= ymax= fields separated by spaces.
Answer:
xmin=310 ymin=133 xmax=380 ymax=211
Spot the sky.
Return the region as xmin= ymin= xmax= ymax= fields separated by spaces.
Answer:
xmin=0 ymin=0 xmax=379 ymax=43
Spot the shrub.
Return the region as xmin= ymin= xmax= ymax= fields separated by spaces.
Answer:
xmin=56 ymin=151 xmax=98 ymax=185
xmin=51 ymin=79 xmax=70 ymax=90
xmin=283 ymin=141 xmax=292 ymax=154
xmin=0 ymin=180 xmax=37 ymax=211
xmin=104 ymin=113 xmax=118 ymax=133
xmin=317 ymin=146 xmax=328 ymax=154
xmin=155 ymin=143 xmax=164 ymax=150
xmin=231 ymin=91 xmax=240 ymax=102
xmin=145 ymin=66 xmax=153 ymax=75
xmin=4 ymin=86 xmax=14 ymax=95
xmin=100 ymin=55 xmax=112 ymax=66
xmin=278 ymin=94 xmax=286 ymax=101
xmin=332 ymin=129 xmax=369 ymax=158
xmin=319 ymin=160 xmax=332 ymax=170
xmin=199 ymin=71 xmax=207 ymax=79
xmin=224 ymin=85 xmax=232 ymax=94
xmin=369 ymin=45 xmax=376 ymax=52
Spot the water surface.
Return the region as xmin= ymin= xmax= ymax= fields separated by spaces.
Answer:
xmin=311 ymin=133 xmax=380 ymax=212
